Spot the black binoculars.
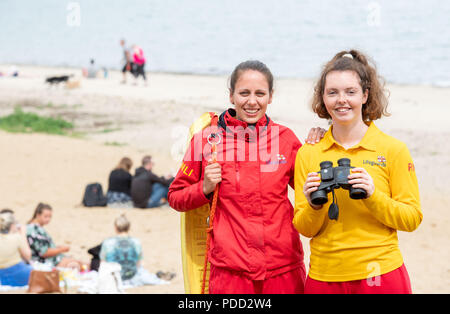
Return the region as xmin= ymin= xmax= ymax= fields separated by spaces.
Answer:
xmin=310 ymin=158 xmax=367 ymax=220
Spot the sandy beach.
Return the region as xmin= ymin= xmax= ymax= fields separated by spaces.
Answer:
xmin=0 ymin=64 xmax=449 ymax=293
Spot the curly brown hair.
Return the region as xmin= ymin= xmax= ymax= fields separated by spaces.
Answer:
xmin=311 ymin=49 xmax=390 ymax=121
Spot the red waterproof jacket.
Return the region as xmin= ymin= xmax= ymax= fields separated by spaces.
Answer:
xmin=168 ymin=109 xmax=304 ymax=280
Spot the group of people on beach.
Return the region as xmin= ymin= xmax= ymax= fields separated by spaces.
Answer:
xmin=0 ymin=154 xmax=177 ymax=287
xmin=83 ymin=39 xmax=148 ymax=83
xmin=168 ymin=49 xmax=422 ymax=294
xmin=120 ymin=39 xmax=147 ymax=86
xmin=78 ymin=39 xmax=147 ymax=84
xmin=0 ymin=204 xmax=159 ymax=287
xmin=0 ymin=204 xmax=86 ymax=287
xmin=106 ymin=155 xmax=174 ymax=209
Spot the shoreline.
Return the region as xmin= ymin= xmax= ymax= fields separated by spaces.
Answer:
xmin=2 ymin=63 xmax=449 ymax=88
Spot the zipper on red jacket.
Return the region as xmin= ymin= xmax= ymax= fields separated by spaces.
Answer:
xmin=235 ymin=161 xmax=240 ymax=193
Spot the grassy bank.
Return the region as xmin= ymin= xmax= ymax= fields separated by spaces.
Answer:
xmin=0 ymin=107 xmax=74 ymax=135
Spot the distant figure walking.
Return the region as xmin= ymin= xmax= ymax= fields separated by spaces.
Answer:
xmin=120 ymin=39 xmax=133 ymax=84
xmin=132 ymin=45 xmax=147 ymax=86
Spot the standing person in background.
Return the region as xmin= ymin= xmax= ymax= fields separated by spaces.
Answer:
xmin=120 ymin=39 xmax=133 ymax=84
xmin=26 ymin=203 xmax=87 ymax=270
xmin=293 ymin=50 xmax=422 ymax=294
xmin=107 ymin=157 xmax=133 ymax=208
xmin=132 ymin=45 xmax=147 ymax=86
xmin=131 ymin=155 xmax=174 ymax=209
xmin=0 ymin=211 xmax=33 ymax=287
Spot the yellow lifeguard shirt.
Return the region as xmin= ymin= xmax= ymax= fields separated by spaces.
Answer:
xmin=293 ymin=122 xmax=422 ymax=282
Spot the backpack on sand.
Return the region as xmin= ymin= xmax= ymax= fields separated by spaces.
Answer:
xmin=82 ymin=183 xmax=108 ymax=207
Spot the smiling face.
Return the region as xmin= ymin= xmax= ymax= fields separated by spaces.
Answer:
xmin=323 ymin=70 xmax=369 ymax=126
xmin=230 ymin=70 xmax=273 ymax=125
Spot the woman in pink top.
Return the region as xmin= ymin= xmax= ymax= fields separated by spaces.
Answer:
xmin=132 ymin=45 xmax=147 ymax=85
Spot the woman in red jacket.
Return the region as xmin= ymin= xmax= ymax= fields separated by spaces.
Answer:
xmin=169 ymin=60 xmax=323 ymax=294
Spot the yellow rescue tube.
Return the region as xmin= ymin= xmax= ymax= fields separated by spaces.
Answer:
xmin=180 ymin=112 xmax=215 ymax=294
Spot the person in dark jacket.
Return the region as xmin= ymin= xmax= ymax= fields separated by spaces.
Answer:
xmin=107 ymin=157 xmax=133 ymax=207
xmin=131 ymin=156 xmax=174 ymax=209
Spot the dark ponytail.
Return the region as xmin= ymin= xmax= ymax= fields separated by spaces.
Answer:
xmin=229 ymin=60 xmax=274 ymax=94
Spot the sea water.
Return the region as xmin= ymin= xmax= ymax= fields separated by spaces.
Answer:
xmin=0 ymin=0 xmax=449 ymax=86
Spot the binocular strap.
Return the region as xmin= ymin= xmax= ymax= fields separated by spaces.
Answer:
xmin=328 ymin=189 xmax=339 ymax=221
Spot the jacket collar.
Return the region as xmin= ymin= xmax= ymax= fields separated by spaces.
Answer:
xmin=218 ymin=108 xmax=271 ymax=131
xmin=322 ymin=121 xmax=378 ymax=152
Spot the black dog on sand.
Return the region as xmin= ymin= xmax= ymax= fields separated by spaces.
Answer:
xmin=45 ymin=75 xmax=73 ymax=85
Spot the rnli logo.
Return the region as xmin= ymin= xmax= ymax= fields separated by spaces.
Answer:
xmin=363 ymin=155 xmax=387 ymax=167
xmin=265 ymin=154 xmax=287 ymax=165
xmin=180 ymin=162 xmax=194 ymax=177
xmin=377 ymin=156 xmax=386 ymax=163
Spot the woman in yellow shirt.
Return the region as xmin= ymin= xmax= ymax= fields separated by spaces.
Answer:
xmin=293 ymin=50 xmax=422 ymax=293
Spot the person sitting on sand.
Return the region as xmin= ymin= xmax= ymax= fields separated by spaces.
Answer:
xmin=87 ymin=59 xmax=99 ymax=78
xmin=26 ymin=203 xmax=88 ymax=270
xmin=107 ymin=157 xmax=133 ymax=208
xmin=94 ymin=214 xmax=175 ymax=284
xmin=0 ymin=210 xmax=33 ymax=287
xmin=131 ymin=156 xmax=174 ymax=209
xmin=100 ymin=214 xmax=143 ymax=281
